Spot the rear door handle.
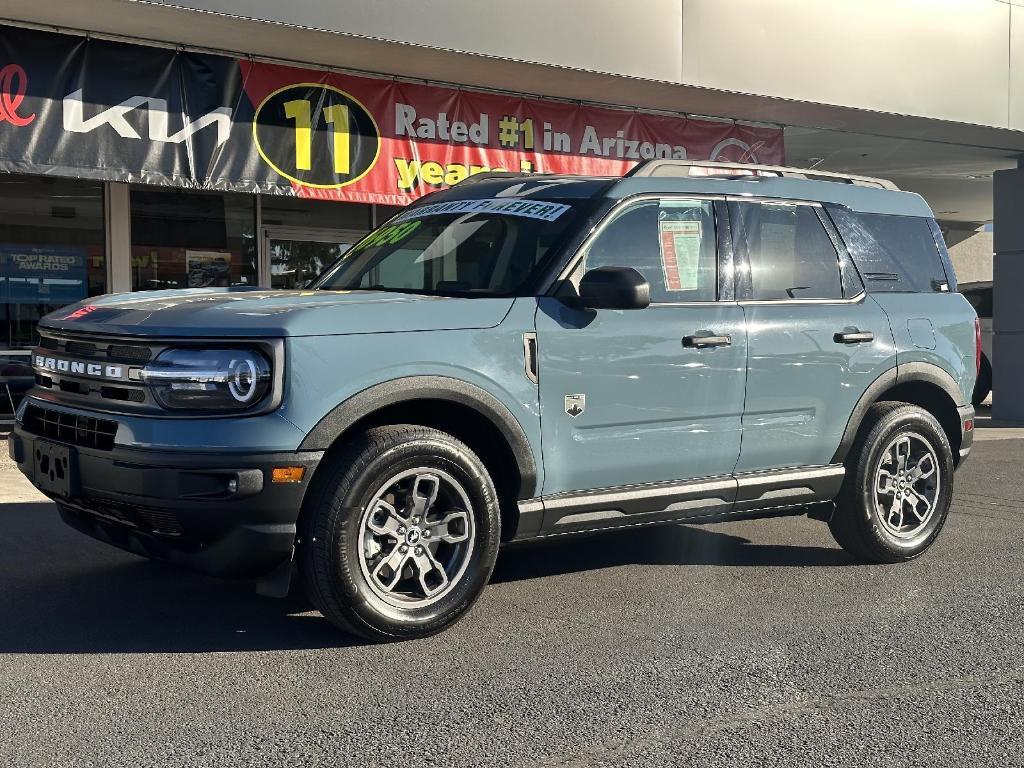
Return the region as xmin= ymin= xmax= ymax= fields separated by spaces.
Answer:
xmin=834 ymin=330 xmax=875 ymax=344
xmin=683 ymin=333 xmax=732 ymax=348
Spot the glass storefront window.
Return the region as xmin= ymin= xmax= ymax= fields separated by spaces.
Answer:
xmin=130 ymin=188 xmax=257 ymax=290
xmin=0 ymin=175 xmax=106 ymax=349
xmin=261 ymin=195 xmax=371 ymax=289
xmin=266 ymin=230 xmax=363 ymax=289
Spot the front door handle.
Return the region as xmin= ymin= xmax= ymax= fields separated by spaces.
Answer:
xmin=683 ymin=333 xmax=732 ymax=348
xmin=834 ymin=330 xmax=875 ymax=344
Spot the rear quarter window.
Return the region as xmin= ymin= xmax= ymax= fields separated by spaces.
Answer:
xmin=826 ymin=208 xmax=950 ymax=293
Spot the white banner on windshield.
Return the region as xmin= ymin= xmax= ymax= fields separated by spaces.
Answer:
xmin=394 ymin=197 xmax=572 ymax=223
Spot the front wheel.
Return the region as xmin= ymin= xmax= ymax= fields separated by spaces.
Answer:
xmin=829 ymin=402 xmax=954 ymax=563
xmin=300 ymin=425 xmax=501 ymax=641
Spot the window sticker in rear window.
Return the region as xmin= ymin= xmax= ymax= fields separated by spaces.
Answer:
xmin=393 ymin=198 xmax=572 ymax=223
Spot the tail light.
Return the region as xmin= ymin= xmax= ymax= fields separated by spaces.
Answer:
xmin=975 ymin=316 xmax=982 ymax=375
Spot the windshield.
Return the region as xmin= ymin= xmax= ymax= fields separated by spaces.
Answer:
xmin=314 ymin=197 xmax=585 ymax=296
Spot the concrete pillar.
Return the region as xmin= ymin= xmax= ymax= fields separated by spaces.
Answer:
xmin=992 ymin=167 xmax=1024 ymax=421
xmin=104 ymin=182 xmax=132 ymax=294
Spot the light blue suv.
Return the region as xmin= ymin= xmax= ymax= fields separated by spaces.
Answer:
xmin=10 ymin=161 xmax=978 ymax=640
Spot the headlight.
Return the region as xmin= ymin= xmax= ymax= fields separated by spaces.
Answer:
xmin=141 ymin=348 xmax=272 ymax=411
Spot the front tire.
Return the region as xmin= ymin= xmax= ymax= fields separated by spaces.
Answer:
xmin=300 ymin=425 xmax=501 ymax=641
xmin=829 ymin=402 xmax=954 ymax=563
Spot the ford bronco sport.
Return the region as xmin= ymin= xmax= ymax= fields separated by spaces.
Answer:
xmin=10 ymin=161 xmax=978 ymax=641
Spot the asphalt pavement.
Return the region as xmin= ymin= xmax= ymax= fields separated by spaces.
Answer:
xmin=1 ymin=428 xmax=1022 ymax=767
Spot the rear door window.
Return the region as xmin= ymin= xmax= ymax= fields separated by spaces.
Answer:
xmin=729 ymin=201 xmax=843 ymax=300
xmin=826 ymin=208 xmax=950 ymax=293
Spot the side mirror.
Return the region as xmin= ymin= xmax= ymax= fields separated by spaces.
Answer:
xmin=577 ymin=267 xmax=650 ymax=310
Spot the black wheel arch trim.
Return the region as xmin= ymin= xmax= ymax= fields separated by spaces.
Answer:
xmin=895 ymin=362 xmax=968 ymax=406
xmin=831 ymin=363 xmax=967 ymax=464
xmin=298 ymin=375 xmax=539 ymax=499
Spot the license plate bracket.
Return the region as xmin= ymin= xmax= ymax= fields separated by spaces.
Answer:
xmin=33 ymin=440 xmax=76 ymax=498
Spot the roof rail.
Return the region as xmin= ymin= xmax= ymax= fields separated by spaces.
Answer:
xmin=626 ymin=159 xmax=899 ymax=191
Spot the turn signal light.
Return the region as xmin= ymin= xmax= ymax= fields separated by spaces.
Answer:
xmin=272 ymin=466 xmax=306 ymax=483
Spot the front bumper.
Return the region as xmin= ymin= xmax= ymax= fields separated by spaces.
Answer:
xmin=9 ymin=425 xmax=322 ymax=577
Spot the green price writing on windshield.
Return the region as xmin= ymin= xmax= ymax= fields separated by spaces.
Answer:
xmin=360 ymin=220 xmax=423 ymax=249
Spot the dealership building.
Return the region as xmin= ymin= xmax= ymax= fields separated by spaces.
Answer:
xmin=1 ymin=0 xmax=1023 ymax=415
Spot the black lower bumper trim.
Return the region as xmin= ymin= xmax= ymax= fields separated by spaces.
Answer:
xmin=9 ymin=426 xmax=323 ymax=577
xmin=58 ymin=503 xmax=299 ymax=577
xmin=957 ymin=404 xmax=974 ymax=466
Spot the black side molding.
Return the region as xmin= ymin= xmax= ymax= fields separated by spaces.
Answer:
xmin=517 ymin=464 xmax=845 ymax=540
xmin=895 ymin=362 xmax=967 ymax=404
xmin=299 ymin=375 xmax=539 ymax=499
xmin=831 ymin=367 xmax=898 ymax=464
xmin=831 ymin=363 xmax=967 ymax=465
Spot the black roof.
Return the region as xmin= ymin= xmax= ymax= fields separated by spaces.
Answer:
xmin=417 ymin=174 xmax=615 ymax=203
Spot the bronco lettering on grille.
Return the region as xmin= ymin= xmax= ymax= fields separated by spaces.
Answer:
xmin=33 ymin=355 xmax=124 ymax=380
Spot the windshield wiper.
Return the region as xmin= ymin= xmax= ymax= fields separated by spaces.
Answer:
xmin=320 ymin=284 xmax=412 ymax=294
xmin=319 ymin=284 xmax=481 ymax=298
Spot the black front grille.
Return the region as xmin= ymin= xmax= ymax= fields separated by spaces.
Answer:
xmin=100 ymin=386 xmax=146 ymax=403
xmin=22 ymin=403 xmax=118 ymax=451
xmin=58 ymin=380 xmax=84 ymax=394
xmin=32 ymin=332 xmax=161 ymax=412
xmin=65 ymin=340 xmax=99 ymax=357
xmin=107 ymin=344 xmax=152 ymax=362
xmin=38 ymin=333 xmax=153 ymax=363
xmin=79 ymin=497 xmax=185 ymax=537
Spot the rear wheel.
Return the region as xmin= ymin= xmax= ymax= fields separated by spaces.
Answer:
xmin=300 ymin=425 xmax=501 ymax=641
xmin=829 ymin=402 xmax=954 ymax=563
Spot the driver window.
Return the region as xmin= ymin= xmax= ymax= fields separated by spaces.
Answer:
xmin=581 ymin=198 xmax=718 ymax=303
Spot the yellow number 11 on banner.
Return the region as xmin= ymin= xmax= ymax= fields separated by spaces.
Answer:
xmin=283 ymin=99 xmax=350 ymax=174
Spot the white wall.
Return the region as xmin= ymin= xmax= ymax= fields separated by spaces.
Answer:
xmin=948 ymin=230 xmax=994 ymax=284
xmin=681 ymin=0 xmax=1016 ymax=129
xmin=141 ymin=0 xmax=684 ymax=82
xmin=146 ymin=0 xmax=1023 ymax=131
xmin=1011 ymin=1 xmax=1024 ymax=129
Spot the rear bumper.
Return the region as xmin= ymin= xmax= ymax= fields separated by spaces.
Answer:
xmin=957 ymin=404 xmax=975 ymax=465
xmin=8 ymin=425 xmax=322 ymax=577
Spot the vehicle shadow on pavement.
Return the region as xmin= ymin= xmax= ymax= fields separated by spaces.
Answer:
xmin=0 ymin=502 xmax=356 ymax=655
xmin=0 ymin=502 xmax=850 ymax=654
xmin=492 ymin=522 xmax=853 ymax=583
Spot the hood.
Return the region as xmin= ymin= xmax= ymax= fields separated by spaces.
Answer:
xmin=39 ymin=288 xmax=515 ymax=338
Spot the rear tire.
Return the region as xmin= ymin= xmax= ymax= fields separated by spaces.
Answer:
xmin=829 ymin=402 xmax=954 ymax=563
xmin=299 ymin=425 xmax=501 ymax=641
xmin=971 ymin=354 xmax=991 ymax=406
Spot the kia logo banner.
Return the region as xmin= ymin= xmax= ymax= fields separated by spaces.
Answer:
xmin=0 ymin=25 xmax=784 ymax=205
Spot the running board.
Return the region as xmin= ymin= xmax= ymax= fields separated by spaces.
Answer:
xmin=515 ymin=464 xmax=845 ymax=539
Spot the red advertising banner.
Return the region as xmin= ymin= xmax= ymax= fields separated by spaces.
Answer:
xmin=0 ymin=26 xmax=783 ymax=203
xmin=240 ymin=61 xmax=784 ymax=206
